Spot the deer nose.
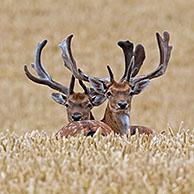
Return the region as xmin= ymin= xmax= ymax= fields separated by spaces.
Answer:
xmin=72 ymin=112 xmax=82 ymax=121
xmin=117 ymin=101 xmax=128 ymax=110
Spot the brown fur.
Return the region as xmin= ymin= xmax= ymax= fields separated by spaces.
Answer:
xmin=102 ymin=81 xmax=153 ymax=135
xmin=66 ymin=92 xmax=95 ymax=122
xmin=130 ymin=126 xmax=154 ymax=135
xmin=56 ymin=120 xmax=112 ymax=137
xmin=59 ymin=81 xmax=153 ymax=137
xmin=70 ymin=93 xmax=89 ymax=101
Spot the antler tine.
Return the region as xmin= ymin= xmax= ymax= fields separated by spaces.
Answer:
xmin=60 ymin=34 xmax=112 ymax=89
xmin=132 ymin=31 xmax=172 ymax=84
xmin=131 ymin=44 xmax=146 ymax=78
xmin=107 ymin=65 xmax=114 ymax=82
xmin=68 ymin=75 xmax=75 ymax=95
xmin=79 ymin=80 xmax=90 ymax=95
xmin=24 ymin=40 xmax=68 ymax=94
xmin=126 ymin=56 xmax=135 ymax=82
xmin=117 ymin=40 xmax=134 ymax=82
xmin=31 ymin=40 xmax=50 ymax=79
xmin=59 ymin=34 xmax=89 ymax=82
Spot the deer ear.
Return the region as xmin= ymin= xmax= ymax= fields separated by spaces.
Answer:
xmin=89 ymin=77 xmax=106 ymax=94
xmin=51 ymin=93 xmax=67 ymax=105
xmin=91 ymin=94 xmax=107 ymax=106
xmin=130 ymin=79 xmax=150 ymax=95
xmin=88 ymin=88 xmax=107 ymax=106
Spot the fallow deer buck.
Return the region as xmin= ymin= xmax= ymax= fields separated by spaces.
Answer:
xmin=58 ymin=31 xmax=172 ymax=136
xmin=24 ymin=39 xmax=112 ymax=137
xmin=24 ymin=40 xmax=93 ymax=122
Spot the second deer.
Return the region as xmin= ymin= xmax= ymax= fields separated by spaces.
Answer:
xmin=24 ymin=40 xmax=112 ymax=136
xmin=24 ymin=40 xmax=106 ymax=122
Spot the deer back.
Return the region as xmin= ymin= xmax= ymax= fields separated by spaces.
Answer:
xmin=56 ymin=120 xmax=112 ymax=137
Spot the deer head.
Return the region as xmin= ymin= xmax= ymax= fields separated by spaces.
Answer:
xmin=24 ymin=40 xmax=103 ymax=122
xmin=51 ymin=77 xmax=95 ymax=122
xmin=62 ymin=32 xmax=172 ymax=135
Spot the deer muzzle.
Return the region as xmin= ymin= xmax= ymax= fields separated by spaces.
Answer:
xmin=117 ymin=100 xmax=128 ymax=110
xmin=71 ymin=112 xmax=82 ymax=121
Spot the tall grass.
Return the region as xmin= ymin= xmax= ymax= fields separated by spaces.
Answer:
xmin=0 ymin=128 xmax=194 ymax=194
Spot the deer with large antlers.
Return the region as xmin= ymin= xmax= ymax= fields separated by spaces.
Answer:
xmin=23 ymin=37 xmax=147 ymax=137
xmin=58 ymin=31 xmax=172 ymax=136
xmin=24 ymin=40 xmax=95 ymax=122
xmin=24 ymin=40 xmax=113 ymax=137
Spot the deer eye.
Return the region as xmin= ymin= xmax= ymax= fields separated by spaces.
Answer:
xmin=87 ymin=103 xmax=93 ymax=108
xmin=107 ymin=91 xmax=112 ymax=97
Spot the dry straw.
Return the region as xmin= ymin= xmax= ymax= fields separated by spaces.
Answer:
xmin=0 ymin=128 xmax=194 ymax=194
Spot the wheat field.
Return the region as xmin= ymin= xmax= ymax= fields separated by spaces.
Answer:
xmin=0 ymin=129 xmax=194 ymax=194
xmin=0 ymin=0 xmax=194 ymax=193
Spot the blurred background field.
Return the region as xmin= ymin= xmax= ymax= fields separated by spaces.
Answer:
xmin=0 ymin=0 xmax=194 ymax=134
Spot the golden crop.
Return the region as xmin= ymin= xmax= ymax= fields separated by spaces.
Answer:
xmin=0 ymin=129 xmax=194 ymax=194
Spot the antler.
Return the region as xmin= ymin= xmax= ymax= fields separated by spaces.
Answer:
xmin=78 ymin=80 xmax=90 ymax=95
xmin=68 ymin=75 xmax=75 ymax=95
xmin=107 ymin=65 xmax=114 ymax=82
xmin=59 ymin=34 xmax=90 ymax=82
xmin=132 ymin=31 xmax=172 ymax=84
xmin=118 ymin=39 xmax=146 ymax=82
xmin=117 ymin=40 xmax=134 ymax=82
xmin=131 ymin=44 xmax=146 ymax=78
xmin=24 ymin=40 xmax=68 ymax=94
xmin=59 ymin=34 xmax=110 ymax=85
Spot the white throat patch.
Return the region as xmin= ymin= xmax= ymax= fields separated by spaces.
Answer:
xmin=118 ymin=114 xmax=130 ymax=134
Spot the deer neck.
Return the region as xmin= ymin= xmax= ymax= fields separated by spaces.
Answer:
xmin=102 ymin=103 xmax=130 ymax=135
